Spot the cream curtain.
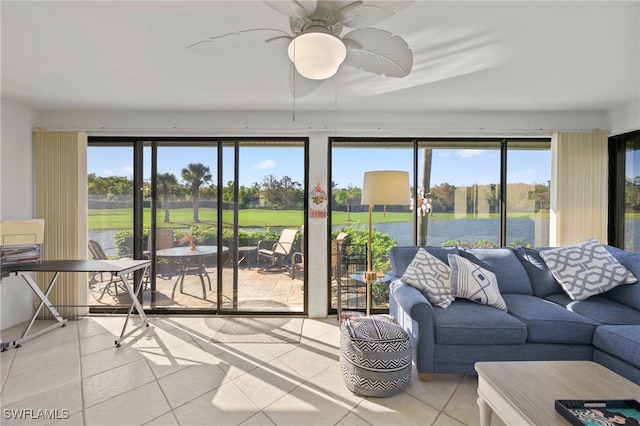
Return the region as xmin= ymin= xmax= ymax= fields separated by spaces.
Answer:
xmin=550 ymin=132 xmax=608 ymax=246
xmin=34 ymin=131 xmax=88 ymax=318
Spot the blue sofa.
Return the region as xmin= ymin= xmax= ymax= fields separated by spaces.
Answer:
xmin=388 ymin=244 xmax=640 ymax=384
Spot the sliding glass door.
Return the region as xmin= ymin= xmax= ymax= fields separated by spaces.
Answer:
xmin=88 ymin=137 xmax=307 ymax=314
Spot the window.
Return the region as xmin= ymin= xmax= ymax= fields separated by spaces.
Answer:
xmin=329 ymin=137 xmax=551 ymax=314
xmin=609 ymin=130 xmax=640 ymax=253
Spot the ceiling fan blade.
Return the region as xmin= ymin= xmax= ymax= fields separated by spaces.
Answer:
xmin=330 ymin=1 xmax=364 ymax=24
xmin=187 ymin=29 xmax=291 ymax=57
xmin=289 ymin=64 xmax=324 ymax=98
xmin=334 ymin=0 xmax=415 ymax=28
xmin=342 ymin=28 xmax=413 ymax=77
xmin=264 ymin=0 xmax=317 ymax=19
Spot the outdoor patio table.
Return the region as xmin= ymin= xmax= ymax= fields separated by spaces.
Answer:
xmin=156 ymin=245 xmax=228 ymax=300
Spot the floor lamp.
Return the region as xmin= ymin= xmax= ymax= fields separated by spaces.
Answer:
xmin=361 ymin=171 xmax=411 ymax=312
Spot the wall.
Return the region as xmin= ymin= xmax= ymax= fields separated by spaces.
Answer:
xmin=609 ymin=99 xmax=640 ymax=136
xmin=0 ymin=100 xmax=40 ymax=329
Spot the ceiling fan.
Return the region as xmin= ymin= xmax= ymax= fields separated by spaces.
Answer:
xmin=187 ymin=0 xmax=414 ymax=97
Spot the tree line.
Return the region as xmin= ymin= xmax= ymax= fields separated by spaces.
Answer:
xmin=88 ymin=167 xmax=640 ymax=224
xmin=88 ymin=162 xmax=304 ymax=223
xmin=332 ymin=182 xmax=552 ymax=215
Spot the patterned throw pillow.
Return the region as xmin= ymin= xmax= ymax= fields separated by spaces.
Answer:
xmin=447 ymin=254 xmax=507 ymax=311
xmin=401 ymin=248 xmax=455 ymax=308
xmin=539 ymin=239 xmax=638 ymax=301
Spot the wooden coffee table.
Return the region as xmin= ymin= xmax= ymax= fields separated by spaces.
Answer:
xmin=475 ymin=361 xmax=640 ymax=426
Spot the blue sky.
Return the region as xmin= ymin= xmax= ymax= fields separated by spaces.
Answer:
xmin=88 ymin=145 xmax=551 ymax=188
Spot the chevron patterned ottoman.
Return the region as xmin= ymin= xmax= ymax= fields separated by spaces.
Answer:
xmin=339 ymin=314 xmax=412 ymax=397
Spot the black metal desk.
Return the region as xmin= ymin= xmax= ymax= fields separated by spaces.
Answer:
xmin=2 ymin=259 xmax=150 ymax=350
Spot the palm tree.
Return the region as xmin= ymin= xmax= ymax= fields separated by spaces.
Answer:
xmin=417 ymin=149 xmax=433 ymax=245
xmin=335 ymin=186 xmax=360 ymax=221
xmin=181 ymin=163 xmax=212 ymax=222
xmin=157 ymin=172 xmax=178 ymax=223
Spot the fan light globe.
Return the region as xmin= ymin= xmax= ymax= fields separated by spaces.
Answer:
xmin=287 ymin=32 xmax=346 ymax=80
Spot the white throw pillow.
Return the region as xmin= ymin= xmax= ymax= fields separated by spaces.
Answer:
xmin=401 ymin=248 xmax=455 ymax=308
xmin=539 ymin=239 xmax=637 ymax=301
xmin=447 ymin=254 xmax=507 ymax=311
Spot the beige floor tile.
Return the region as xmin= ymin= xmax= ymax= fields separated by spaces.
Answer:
xmin=0 ymin=380 xmax=83 ymax=425
xmin=80 ymin=344 xmax=145 ymax=378
xmin=158 ymin=363 xmax=228 ymax=409
xmin=10 ymin=322 xmax=78 ymax=355
xmin=403 ymin=370 xmax=465 ymax=410
xmin=262 ymin=381 xmax=354 ymax=426
xmin=232 ymin=358 xmax=305 ymax=409
xmin=433 ymin=412 xmax=468 ymax=426
xmin=143 ymin=412 xmax=180 ymax=426
xmin=335 ymin=411 xmax=371 ymax=425
xmin=210 ymin=344 xmax=283 ymax=380
xmin=276 ymin=344 xmax=338 ymax=380
xmin=354 ymin=391 xmax=441 ymax=426
xmin=80 ymin=331 xmax=120 ymax=357
xmin=8 ymin=341 xmax=79 ymax=378
xmin=239 ymin=411 xmax=277 ymax=426
xmin=83 ymin=358 xmax=156 ymax=407
xmin=173 ymin=381 xmax=260 ymax=426
xmin=130 ymin=325 xmax=196 ymax=350
xmin=84 ymin=381 xmax=171 ymax=426
xmin=441 ymin=375 xmax=483 ymax=426
xmin=1 ymin=357 xmax=81 ymax=406
xmin=51 ymin=412 xmax=84 ymax=426
xmin=303 ymin=362 xmax=365 ymax=409
xmin=0 ymin=348 xmax=15 ymax=391
xmin=76 ymin=317 xmax=114 ymax=340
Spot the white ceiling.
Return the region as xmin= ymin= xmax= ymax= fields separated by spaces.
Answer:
xmin=2 ymin=1 xmax=639 ymax=113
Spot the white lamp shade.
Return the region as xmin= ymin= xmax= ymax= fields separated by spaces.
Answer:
xmin=287 ymin=32 xmax=346 ymax=80
xmin=361 ymin=171 xmax=411 ymax=206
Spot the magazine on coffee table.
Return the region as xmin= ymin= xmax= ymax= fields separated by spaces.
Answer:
xmin=555 ymin=399 xmax=640 ymax=426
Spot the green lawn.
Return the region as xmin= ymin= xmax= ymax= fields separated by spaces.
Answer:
xmin=89 ymin=207 xmax=555 ymax=230
xmin=89 ymin=208 xmax=306 ymax=229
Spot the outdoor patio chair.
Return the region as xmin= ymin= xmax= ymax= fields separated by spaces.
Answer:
xmin=88 ymin=238 xmax=132 ymax=301
xmin=290 ymin=226 xmax=305 ymax=279
xmin=257 ymin=228 xmax=298 ymax=272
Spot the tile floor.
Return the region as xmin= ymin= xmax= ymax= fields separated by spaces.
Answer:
xmin=0 ymin=316 xmax=506 ymax=426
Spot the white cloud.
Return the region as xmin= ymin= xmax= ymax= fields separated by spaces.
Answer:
xmin=456 ymin=149 xmax=483 ymax=158
xmin=254 ymin=159 xmax=276 ymax=169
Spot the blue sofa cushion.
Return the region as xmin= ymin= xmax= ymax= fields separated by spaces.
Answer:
xmin=603 ymin=246 xmax=640 ymax=311
xmin=390 ymin=246 xmax=459 ymax=278
xmin=593 ymin=325 xmax=640 ymax=368
xmin=432 ymin=299 xmax=527 ymax=345
xmin=605 ymin=245 xmax=640 ymax=277
xmin=514 ymin=246 xmax=563 ymax=297
xmin=545 ymin=293 xmax=640 ymax=325
xmin=460 ymin=248 xmax=534 ymax=295
xmin=503 ymin=294 xmax=599 ymax=344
